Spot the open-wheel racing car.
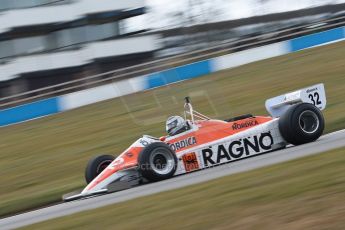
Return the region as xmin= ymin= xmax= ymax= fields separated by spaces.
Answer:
xmin=63 ymin=83 xmax=326 ymax=201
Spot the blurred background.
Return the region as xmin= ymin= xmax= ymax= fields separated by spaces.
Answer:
xmin=1 ymin=0 xmax=345 ymax=223
xmin=0 ymin=0 xmax=345 ymax=107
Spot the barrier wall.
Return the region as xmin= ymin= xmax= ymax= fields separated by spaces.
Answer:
xmin=0 ymin=98 xmax=59 ymax=126
xmin=289 ymin=27 xmax=345 ymax=52
xmin=1 ymin=26 xmax=345 ymax=127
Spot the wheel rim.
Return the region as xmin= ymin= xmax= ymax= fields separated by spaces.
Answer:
xmin=149 ymin=147 xmax=175 ymax=175
xmin=96 ymin=160 xmax=112 ymax=175
xmin=298 ymin=110 xmax=319 ymax=134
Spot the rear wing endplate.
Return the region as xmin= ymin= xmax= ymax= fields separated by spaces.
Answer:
xmin=265 ymin=83 xmax=326 ymax=117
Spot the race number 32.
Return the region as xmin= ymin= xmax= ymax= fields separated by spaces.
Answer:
xmin=308 ymin=92 xmax=321 ymax=106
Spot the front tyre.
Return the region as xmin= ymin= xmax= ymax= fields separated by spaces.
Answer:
xmin=85 ymin=155 xmax=115 ymax=184
xmin=138 ymin=142 xmax=177 ymax=182
xmin=279 ymin=103 xmax=324 ymax=145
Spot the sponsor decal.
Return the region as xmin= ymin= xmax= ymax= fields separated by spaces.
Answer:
xmin=182 ymin=152 xmax=199 ymax=172
xmin=306 ymin=87 xmax=318 ymax=93
xmin=139 ymin=139 xmax=149 ymax=146
xmin=232 ymin=120 xmax=259 ymax=130
xmin=202 ymin=132 xmax=273 ymax=166
xmin=170 ymin=136 xmax=197 ymax=151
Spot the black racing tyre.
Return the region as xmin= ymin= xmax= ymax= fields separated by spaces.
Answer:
xmin=85 ymin=155 xmax=115 ymax=184
xmin=278 ymin=103 xmax=324 ymax=145
xmin=138 ymin=142 xmax=177 ymax=182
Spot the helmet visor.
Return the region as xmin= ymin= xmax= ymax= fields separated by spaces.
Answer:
xmin=166 ymin=119 xmax=178 ymax=133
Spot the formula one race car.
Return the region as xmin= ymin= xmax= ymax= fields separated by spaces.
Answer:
xmin=63 ymin=83 xmax=326 ymax=201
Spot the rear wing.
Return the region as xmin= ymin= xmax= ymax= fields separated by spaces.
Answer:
xmin=265 ymin=83 xmax=326 ymax=117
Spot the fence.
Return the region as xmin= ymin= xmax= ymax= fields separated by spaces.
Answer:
xmin=0 ymin=26 xmax=345 ymax=127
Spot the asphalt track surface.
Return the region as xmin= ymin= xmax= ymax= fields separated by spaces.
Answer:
xmin=1 ymin=129 xmax=345 ymax=229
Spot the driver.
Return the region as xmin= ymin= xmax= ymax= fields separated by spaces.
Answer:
xmin=166 ymin=116 xmax=189 ymax=136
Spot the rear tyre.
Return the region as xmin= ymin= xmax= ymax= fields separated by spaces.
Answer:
xmin=138 ymin=142 xmax=177 ymax=182
xmin=85 ymin=155 xmax=114 ymax=184
xmin=278 ymin=103 xmax=324 ymax=145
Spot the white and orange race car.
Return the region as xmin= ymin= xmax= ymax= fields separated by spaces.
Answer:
xmin=63 ymin=83 xmax=326 ymax=201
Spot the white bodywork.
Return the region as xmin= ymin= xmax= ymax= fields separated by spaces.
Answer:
xmin=174 ymin=118 xmax=285 ymax=175
xmin=265 ymin=83 xmax=326 ymax=117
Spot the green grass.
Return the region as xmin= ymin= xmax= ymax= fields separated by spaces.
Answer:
xmin=21 ymin=147 xmax=345 ymax=230
xmin=1 ymin=41 xmax=345 ymax=217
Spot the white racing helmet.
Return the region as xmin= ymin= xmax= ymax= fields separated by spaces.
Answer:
xmin=166 ymin=116 xmax=186 ymax=136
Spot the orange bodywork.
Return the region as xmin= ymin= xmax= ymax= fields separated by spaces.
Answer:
xmin=84 ymin=116 xmax=273 ymax=193
xmin=166 ymin=116 xmax=273 ymax=153
xmin=85 ymin=146 xmax=142 ymax=191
